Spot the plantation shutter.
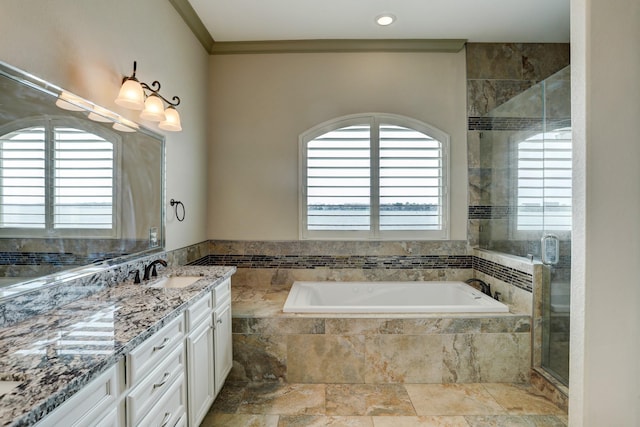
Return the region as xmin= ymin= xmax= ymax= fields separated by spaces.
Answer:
xmin=306 ymin=124 xmax=371 ymax=230
xmin=54 ymin=127 xmax=114 ymax=229
xmin=0 ymin=126 xmax=46 ymax=228
xmin=0 ymin=120 xmax=116 ymax=235
xmin=378 ymin=124 xmax=443 ymax=231
xmin=517 ymin=127 xmax=572 ymax=231
xmin=302 ymin=114 xmax=449 ymax=239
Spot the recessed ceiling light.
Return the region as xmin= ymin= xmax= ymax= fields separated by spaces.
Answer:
xmin=375 ymin=13 xmax=396 ymax=26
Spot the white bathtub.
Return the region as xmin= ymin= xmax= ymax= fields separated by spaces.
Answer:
xmin=282 ymin=281 xmax=509 ymax=314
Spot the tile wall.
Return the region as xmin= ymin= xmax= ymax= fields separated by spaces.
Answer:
xmin=466 ymin=43 xmax=570 ymax=251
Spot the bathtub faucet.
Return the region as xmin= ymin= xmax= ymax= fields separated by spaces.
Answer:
xmin=465 ymin=278 xmax=492 ymax=297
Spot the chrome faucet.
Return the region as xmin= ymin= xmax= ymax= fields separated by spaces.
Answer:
xmin=143 ymin=259 xmax=167 ymax=281
xmin=465 ymin=278 xmax=492 ymax=297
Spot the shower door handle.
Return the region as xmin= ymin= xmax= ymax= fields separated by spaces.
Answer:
xmin=541 ymin=234 xmax=560 ymax=265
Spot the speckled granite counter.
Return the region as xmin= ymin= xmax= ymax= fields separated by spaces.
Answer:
xmin=0 ymin=265 xmax=235 ymax=427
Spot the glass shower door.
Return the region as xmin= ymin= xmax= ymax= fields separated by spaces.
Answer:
xmin=478 ymin=66 xmax=571 ymax=386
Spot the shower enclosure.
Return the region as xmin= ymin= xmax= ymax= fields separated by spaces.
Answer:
xmin=478 ymin=66 xmax=571 ymax=386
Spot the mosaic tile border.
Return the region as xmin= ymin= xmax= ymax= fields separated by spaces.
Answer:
xmin=468 ymin=205 xmax=514 ymax=220
xmin=190 ymin=254 xmax=473 ymax=270
xmin=0 ymin=251 xmax=125 ymax=266
xmin=467 ymin=117 xmax=570 ymax=131
xmin=473 ymin=256 xmax=533 ymax=292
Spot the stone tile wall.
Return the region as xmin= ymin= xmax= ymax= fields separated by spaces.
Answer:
xmin=231 ymin=315 xmax=531 ymax=385
xmin=466 ymin=43 xmax=570 ymax=250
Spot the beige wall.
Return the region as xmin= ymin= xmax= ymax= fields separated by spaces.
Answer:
xmin=0 ymin=0 xmax=210 ymax=252
xmin=208 ymin=51 xmax=468 ymax=240
xmin=570 ymin=0 xmax=640 ymax=425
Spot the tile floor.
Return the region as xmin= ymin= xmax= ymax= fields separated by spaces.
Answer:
xmin=201 ymin=382 xmax=568 ymax=426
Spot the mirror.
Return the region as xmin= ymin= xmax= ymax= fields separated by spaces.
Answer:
xmin=0 ymin=61 xmax=164 ymax=298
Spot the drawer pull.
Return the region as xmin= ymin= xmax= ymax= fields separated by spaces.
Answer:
xmin=153 ymin=337 xmax=170 ymax=351
xmin=160 ymin=411 xmax=172 ymax=427
xmin=217 ymin=318 xmax=223 ymax=324
xmin=153 ymin=372 xmax=171 ymax=389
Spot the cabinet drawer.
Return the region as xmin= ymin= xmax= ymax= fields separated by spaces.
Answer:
xmin=127 ymin=315 xmax=184 ymax=385
xmin=137 ymin=372 xmax=186 ymax=427
xmin=213 ymin=278 xmax=231 ymax=306
xmin=186 ymin=292 xmax=212 ymax=332
xmin=127 ymin=344 xmax=185 ymax=425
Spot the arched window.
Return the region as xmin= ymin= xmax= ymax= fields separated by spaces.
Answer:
xmin=300 ymin=113 xmax=449 ymax=240
xmin=0 ymin=117 xmax=120 ymax=237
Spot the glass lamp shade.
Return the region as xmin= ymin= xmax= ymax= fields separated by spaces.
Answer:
xmin=140 ymin=95 xmax=166 ymax=122
xmin=114 ymin=78 xmax=145 ymax=110
xmin=159 ymin=106 xmax=182 ymax=132
xmin=113 ymin=118 xmax=139 ymax=133
xmin=88 ymin=106 xmax=116 ymax=123
xmin=56 ymin=92 xmax=91 ymax=111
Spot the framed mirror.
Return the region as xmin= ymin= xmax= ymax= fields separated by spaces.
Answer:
xmin=0 ymin=61 xmax=164 ymax=299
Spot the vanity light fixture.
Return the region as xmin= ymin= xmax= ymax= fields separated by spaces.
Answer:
xmin=56 ymin=92 xmax=91 ymax=111
xmin=375 ymin=13 xmax=396 ymax=26
xmin=56 ymin=91 xmax=140 ymax=132
xmin=115 ymin=61 xmax=182 ymax=132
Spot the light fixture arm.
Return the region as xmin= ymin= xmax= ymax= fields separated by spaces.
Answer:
xmin=115 ymin=61 xmax=183 ymax=131
xmin=121 ymin=61 xmax=180 ymax=107
xmin=140 ymin=81 xmax=181 ymax=107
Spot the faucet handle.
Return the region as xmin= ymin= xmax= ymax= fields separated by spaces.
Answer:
xmin=129 ymin=270 xmax=141 ymax=284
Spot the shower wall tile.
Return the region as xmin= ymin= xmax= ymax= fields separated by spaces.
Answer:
xmin=467 ymin=131 xmax=482 ymax=169
xmin=521 ymin=44 xmax=571 ymax=81
xmin=466 ymin=43 xmax=523 ymax=80
xmin=467 ymin=168 xmax=492 ymax=205
xmin=466 ymin=43 xmax=570 ymax=250
xmin=467 ymin=79 xmax=535 ymax=117
xmin=466 ymin=43 xmax=570 ymax=81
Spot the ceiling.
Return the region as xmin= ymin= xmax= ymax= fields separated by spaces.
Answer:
xmin=187 ymin=0 xmax=570 ymax=43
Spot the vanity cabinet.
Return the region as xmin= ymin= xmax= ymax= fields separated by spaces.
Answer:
xmin=34 ymin=276 xmax=233 ymax=427
xmin=185 ymin=277 xmax=233 ymax=427
xmin=213 ymin=279 xmax=233 ymax=394
xmin=126 ymin=315 xmax=186 ymax=427
xmin=35 ymin=361 xmax=124 ymax=427
xmin=185 ymin=292 xmax=215 ymax=427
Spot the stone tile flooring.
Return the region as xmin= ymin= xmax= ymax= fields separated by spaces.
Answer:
xmin=201 ymin=382 xmax=568 ymax=426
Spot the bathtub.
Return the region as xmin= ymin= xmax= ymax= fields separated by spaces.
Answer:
xmin=282 ymin=281 xmax=509 ymax=314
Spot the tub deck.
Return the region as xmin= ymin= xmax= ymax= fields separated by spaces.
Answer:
xmin=230 ymin=284 xmax=532 ymax=385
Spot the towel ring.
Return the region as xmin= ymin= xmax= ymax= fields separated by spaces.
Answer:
xmin=170 ymin=199 xmax=185 ymax=222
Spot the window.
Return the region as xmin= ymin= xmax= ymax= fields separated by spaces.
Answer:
xmin=300 ymin=114 xmax=449 ymax=240
xmin=516 ymin=127 xmax=572 ymax=232
xmin=0 ymin=117 xmax=119 ymax=237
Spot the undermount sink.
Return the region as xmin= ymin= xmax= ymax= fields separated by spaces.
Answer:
xmin=147 ymin=275 xmax=202 ymax=289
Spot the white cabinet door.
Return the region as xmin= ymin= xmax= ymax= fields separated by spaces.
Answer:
xmin=186 ymin=318 xmax=215 ymax=427
xmin=213 ymin=299 xmax=232 ymax=395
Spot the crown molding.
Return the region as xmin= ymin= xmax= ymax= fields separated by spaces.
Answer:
xmin=169 ymin=0 xmax=466 ymax=55
xmin=210 ymin=39 xmax=467 ymax=54
xmin=168 ymin=0 xmax=215 ymax=53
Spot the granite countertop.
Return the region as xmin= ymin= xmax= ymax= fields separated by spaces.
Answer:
xmin=0 ymin=265 xmax=236 ymax=427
